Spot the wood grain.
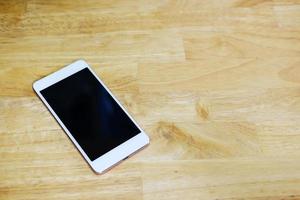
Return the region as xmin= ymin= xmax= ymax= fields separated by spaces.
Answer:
xmin=1 ymin=0 xmax=300 ymax=199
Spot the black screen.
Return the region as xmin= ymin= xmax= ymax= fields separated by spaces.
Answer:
xmin=41 ymin=68 xmax=140 ymax=161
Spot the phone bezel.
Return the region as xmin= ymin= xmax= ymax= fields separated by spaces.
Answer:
xmin=33 ymin=60 xmax=149 ymax=174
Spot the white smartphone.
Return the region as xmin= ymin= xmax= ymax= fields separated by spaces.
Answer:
xmin=33 ymin=60 xmax=149 ymax=174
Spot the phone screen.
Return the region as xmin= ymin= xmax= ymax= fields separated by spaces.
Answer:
xmin=40 ymin=68 xmax=141 ymax=161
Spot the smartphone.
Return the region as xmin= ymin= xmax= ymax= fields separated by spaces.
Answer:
xmin=33 ymin=60 xmax=149 ymax=174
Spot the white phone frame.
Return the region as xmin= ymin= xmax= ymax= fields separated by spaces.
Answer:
xmin=33 ymin=60 xmax=149 ymax=174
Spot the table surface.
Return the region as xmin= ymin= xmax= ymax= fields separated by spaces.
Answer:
xmin=1 ymin=0 xmax=300 ymax=199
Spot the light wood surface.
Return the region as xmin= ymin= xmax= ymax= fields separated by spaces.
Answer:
xmin=1 ymin=0 xmax=300 ymax=199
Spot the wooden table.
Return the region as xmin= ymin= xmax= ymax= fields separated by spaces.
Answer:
xmin=1 ymin=0 xmax=300 ymax=199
